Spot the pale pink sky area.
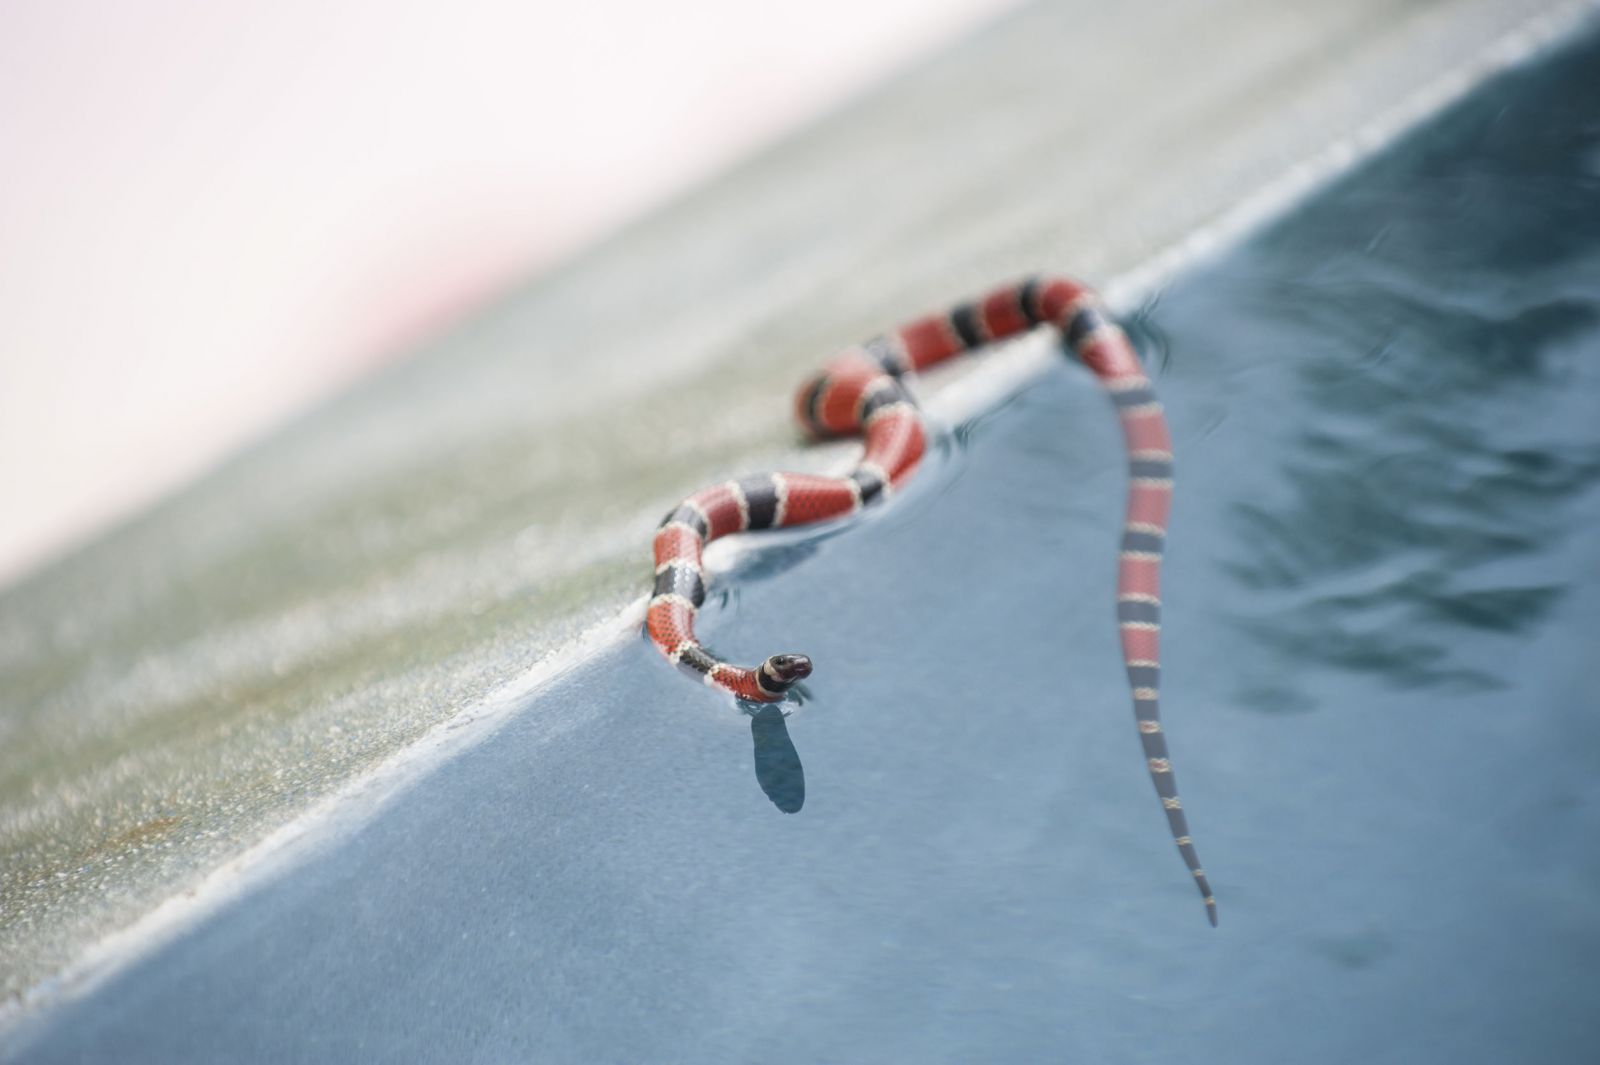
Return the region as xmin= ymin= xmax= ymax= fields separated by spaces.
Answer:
xmin=0 ymin=0 xmax=1010 ymax=586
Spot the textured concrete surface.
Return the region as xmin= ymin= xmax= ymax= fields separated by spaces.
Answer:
xmin=0 ymin=0 xmax=1590 ymax=1016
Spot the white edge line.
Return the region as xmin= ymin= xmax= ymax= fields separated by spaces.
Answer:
xmin=4 ymin=0 xmax=1597 ymax=1038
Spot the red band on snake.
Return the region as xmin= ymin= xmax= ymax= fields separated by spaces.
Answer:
xmin=646 ymin=276 xmax=1217 ymax=926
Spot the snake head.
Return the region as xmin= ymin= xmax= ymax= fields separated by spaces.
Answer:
xmin=760 ymin=653 xmax=813 ymax=691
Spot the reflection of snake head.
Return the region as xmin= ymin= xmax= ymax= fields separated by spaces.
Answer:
xmin=758 ymin=654 xmax=812 ymax=695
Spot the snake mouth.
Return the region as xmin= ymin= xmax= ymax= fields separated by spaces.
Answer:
xmin=762 ymin=653 xmax=813 ymax=686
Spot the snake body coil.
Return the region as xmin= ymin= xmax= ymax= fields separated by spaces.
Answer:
xmin=647 ymin=276 xmax=1216 ymax=925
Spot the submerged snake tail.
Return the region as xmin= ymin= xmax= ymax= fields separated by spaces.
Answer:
xmin=1027 ymin=276 xmax=1217 ymax=927
xmin=645 ymin=276 xmax=1215 ymax=923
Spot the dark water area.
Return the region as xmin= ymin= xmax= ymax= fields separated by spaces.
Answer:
xmin=10 ymin=27 xmax=1600 ymax=1065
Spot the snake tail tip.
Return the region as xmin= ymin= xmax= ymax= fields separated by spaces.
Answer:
xmin=1208 ymin=904 xmax=1219 ymax=928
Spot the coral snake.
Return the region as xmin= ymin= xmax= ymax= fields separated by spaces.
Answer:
xmin=647 ymin=276 xmax=1216 ymax=926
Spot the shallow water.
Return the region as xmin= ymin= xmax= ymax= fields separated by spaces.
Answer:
xmin=9 ymin=18 xmax=1600 ymax=1065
